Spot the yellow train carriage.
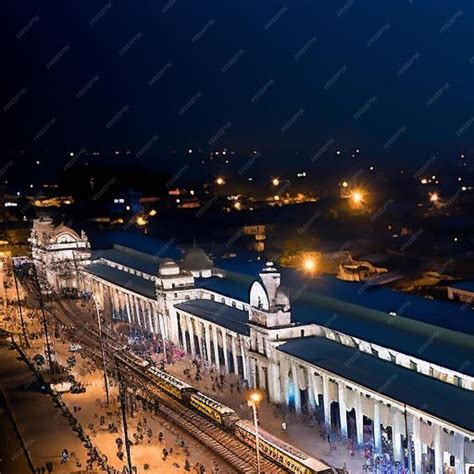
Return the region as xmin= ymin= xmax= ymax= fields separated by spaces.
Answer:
xmin=147 ymin=367 xmax=195 ymax=400
xmin=234 ymin=420 xmax=332 ymax=474
xmin=188 ymin=392 xmax=239 ymax=428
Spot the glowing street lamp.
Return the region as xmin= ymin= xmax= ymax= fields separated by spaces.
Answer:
xmin=247 ymin=389 xmax=264 ymax=474
xmin=272 ymin=177 xmax=280 ymax=187
xmin=429 ymin=192 xmax=439 ymax=203
xmin=351 ymin=190 xmax=363 ymax=205
xmin=216 ymin=177 xmax=225 ymax=186
xmin=303 ymin=257 xmax=316 ymax=274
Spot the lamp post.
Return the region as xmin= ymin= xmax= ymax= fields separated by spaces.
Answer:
xmin=91 ymin=293 xmax=110 ymax=405
xmin=247 ymin=389 xmax=264 ymax=474
xmin=13 ymin=270 xmax=29 ymax=348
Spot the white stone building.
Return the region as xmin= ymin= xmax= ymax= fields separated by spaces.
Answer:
xmin=29 ymin=217 xmax=91 ymax=291
xmin=31 ymin=222 xmax=474 ymax=473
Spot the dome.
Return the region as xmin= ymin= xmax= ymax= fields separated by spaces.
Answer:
xmin=183 ymin=247 xmax=213 ymax=271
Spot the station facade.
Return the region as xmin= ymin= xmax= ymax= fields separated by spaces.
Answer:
xmin=30 ymin=220 xmax=474 ymax=474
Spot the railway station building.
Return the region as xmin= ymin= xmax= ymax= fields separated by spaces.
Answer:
xmin=30 ymin=221 xmax=474 ymax=474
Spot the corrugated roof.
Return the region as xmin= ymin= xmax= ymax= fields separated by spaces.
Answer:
xmin=84 ymin=262 xmax=156 ymax=299
xmin=196 ymin=271 xmax=474 ymax=376
xmin=93 ymin=248 xmax=160 ymax=275
xmin=175 ymin=299 xmax=250 ymax=336
xmin=278 ymin=337 xmax=474 ymax=434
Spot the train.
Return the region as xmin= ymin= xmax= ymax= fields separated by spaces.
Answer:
xmin=118 ymin=351 xmax=333 ymax=474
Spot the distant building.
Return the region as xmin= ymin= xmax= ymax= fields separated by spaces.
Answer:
xmin=447 ymin=282 xmax=474 ymax=304
xmin=337 ymin=260 xmax=388 ymax=282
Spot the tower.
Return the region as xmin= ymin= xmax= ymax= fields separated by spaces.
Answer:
xmin=248 ymin=262 xmax=291 ymax=327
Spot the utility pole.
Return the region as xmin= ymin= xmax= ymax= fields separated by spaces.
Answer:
xmin=116 ymin=358 xmax=134 ymax=474
xmin=13 ymin=270 xmax=29 ymax=348
xmin=92 ymin=294 xmax=110 ymax=405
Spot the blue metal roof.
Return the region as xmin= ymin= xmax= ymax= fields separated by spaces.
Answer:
xmin=278 ymin=337 xmax=474 ymax=434
xmin=175 ymin=299 xmax=250 ymax=336
xmin=89 ymin=230 xmax=182 ymax=260
xmin=215 ymin=257 xmax=474 ymax=336
xmin=84 ymin=263 xmax=156 ymax=299
xmin=94 ymin=248 xmax=159 ymax=275
xmin=196 ymin=276 xmax=250 ymax=301
xmin=198 ymin=269 xmax=474 ymax=376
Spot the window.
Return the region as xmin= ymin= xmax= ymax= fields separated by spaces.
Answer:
xmin=410 ymin=360 xmax=418 ymax=371
xmin=454 ymin=375 xmax=463 ymax=388
xmin=300 ymin=329 xmax=305 ymax=337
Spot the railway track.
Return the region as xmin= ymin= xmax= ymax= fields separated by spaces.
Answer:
xmin=53 ymin=298 xmax=285 ymax=473
xmin=117 ymin=355 xmax=284 ymax=474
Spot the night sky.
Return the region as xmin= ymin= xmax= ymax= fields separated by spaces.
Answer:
xmin=3 ymin=0 xmax=474 ymax=165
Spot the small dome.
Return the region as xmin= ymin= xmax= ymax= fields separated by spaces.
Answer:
xmin=183 ymin=247 xmax=213 ymax=271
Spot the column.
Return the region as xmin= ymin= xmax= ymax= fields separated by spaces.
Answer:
xmin=323 ymin=374 xmax=331 ymax=427
xmin=240 ymin=337 xmax=248 ymax=381
xmin=338 ymin=381 xmax=348 ymax=437
xmin=205 ymin=324 xmax=212 ymax=364
xmin=412 ymin=415 xmax=422 ymax=474
xmin=291 ymin=364 xmax=301 ymax=413
xmin=212 ymin=325 xmax=220 ymax=369
xmin=195 ymin=323 xmax=203 ymax=358
xmin=125 ymin=293 xmax=132 ymax=323
xmin=373 ymin=401 xmax=382 ymax=454
xmin=433 ymin=424 xmax=443 ymax=474
xmin=134 ymin=297 xmax=141 ymax=327
xmin=187 ymin=317 xmax=196 ymax=358
xmin=453 ymin=432 xmax=465 ymax=474
xmin=307 ymin=371 xmax=316 ymax=412
xmin=222 ymin=331 xmax=229 ymax=373
xmin=280 ymin=359 xmax=289 ymax=406
xmin=392 ymin=410 xmax=403 ymax=463
xmin=231 ymin=336 xmax=239 ymax=375
xmin=179 ymin=314 xmax=187 ymax=350
xmin=147 ymin=302 xmax=154 ymax=333
xmin=355 ymin=392 xmax=364 ymax=448
xmin=269 ymin=362 xmax=282 ymax=404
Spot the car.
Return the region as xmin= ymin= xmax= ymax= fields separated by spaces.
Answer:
xmin=69 ymin=343 xmax=82 ymax=352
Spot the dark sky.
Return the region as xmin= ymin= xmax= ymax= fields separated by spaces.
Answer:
xmin=3 ymin=0 xmax=474 ymax=164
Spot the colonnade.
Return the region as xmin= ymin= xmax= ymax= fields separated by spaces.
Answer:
xmin=176 ymin=312 xmax=250 ymax=380
xmin=276 ymin=355 xmax=467 ymax=474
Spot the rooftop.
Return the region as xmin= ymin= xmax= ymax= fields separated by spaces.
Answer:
xmin=93 ymin=246 xmax=162 ymax=275
xmin=196 ymin=267 xmax=474 ymax=376
xmin=278 ymin=336 xmax=474 ymax=434
xmin=84 ymin=262 xmax=156 ymax=299
xmin=175 ymin=299 xmax=250 ymax=336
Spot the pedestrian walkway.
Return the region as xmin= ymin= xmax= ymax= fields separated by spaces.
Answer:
xmin=0 ymin=337 xmax=90 ymax=473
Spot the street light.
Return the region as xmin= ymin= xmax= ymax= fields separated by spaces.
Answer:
xmin=216 ymin=177 xmax=225 ymax=186
xmin=272 ymin=177 xmax=280 ymax=187
xmin=91 ymin=294 xmax=110 ymax=405
xmin=247 ymin=389 xmax=264 ymax=474
xmin=303 ymin=256 xmax=316 ymax=275
xmin=351 ymin=190 xmax=363 ymax=205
